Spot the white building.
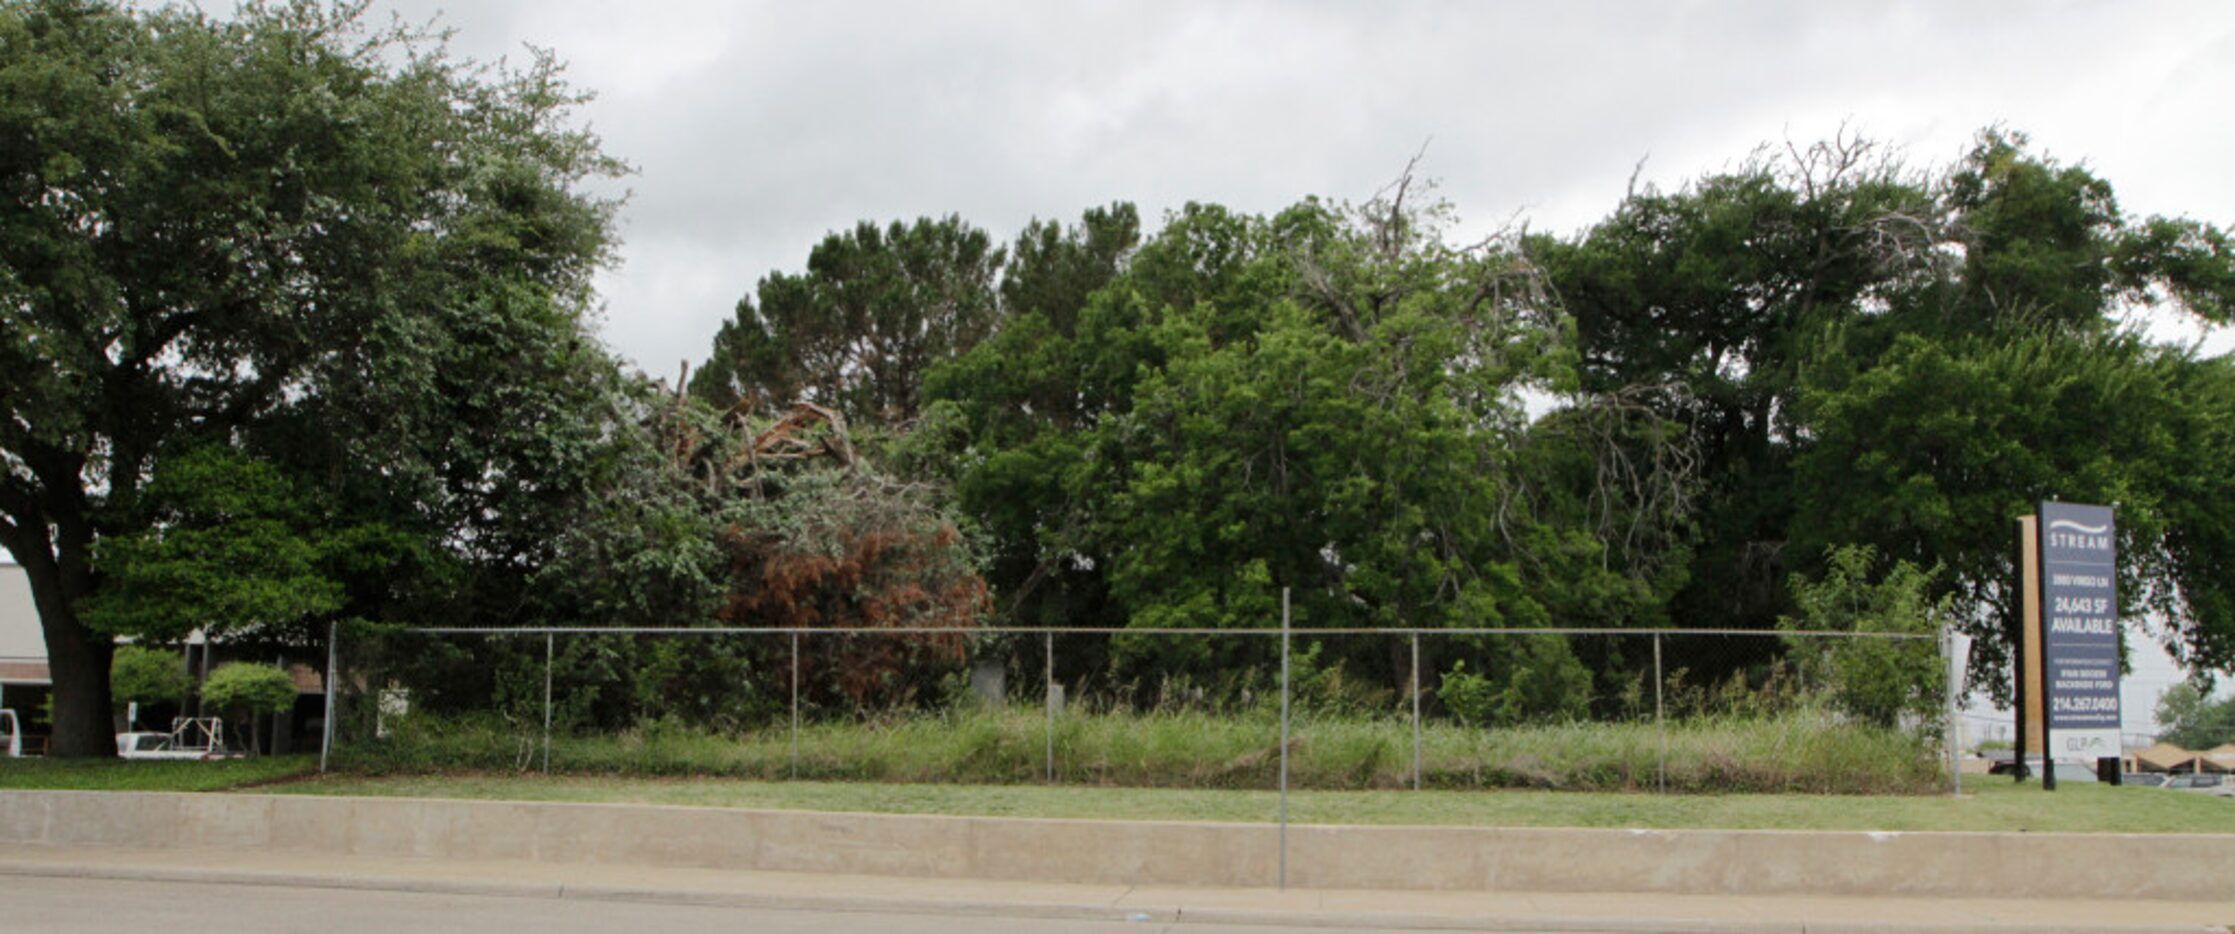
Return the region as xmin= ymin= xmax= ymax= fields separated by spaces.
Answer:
xmin=0 ymin=560 xmax=49 ymax=718
xmin=0 ymin=558 xmax=327 ymax=751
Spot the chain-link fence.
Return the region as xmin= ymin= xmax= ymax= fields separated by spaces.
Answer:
xmin=323 ymin=606 xmax=1960 ymax=800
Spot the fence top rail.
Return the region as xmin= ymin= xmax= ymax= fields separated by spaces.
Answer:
xmin=393 ymin=625 xmax=1933 ymax=640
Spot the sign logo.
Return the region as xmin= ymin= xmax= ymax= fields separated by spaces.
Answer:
xmin=2045 ymin=519 xmax=2112 ymax=551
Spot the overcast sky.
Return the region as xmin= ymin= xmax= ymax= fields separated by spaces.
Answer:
xmin=361 ymin=0 xmax=2235 ymax=379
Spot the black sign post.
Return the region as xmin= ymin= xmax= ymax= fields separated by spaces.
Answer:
xmin=2035 ymin=502 xmax=2121 ymax=791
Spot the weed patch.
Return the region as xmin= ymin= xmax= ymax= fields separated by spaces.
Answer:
xmin=336 ymin=707 xmax=1941 ymax=794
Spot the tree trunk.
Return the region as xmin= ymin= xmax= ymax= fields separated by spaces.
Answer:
xmin=1391 ymin=633 xmax=1441 ymax=717
xmin=18 ymin=543 xmax=115 ymax=758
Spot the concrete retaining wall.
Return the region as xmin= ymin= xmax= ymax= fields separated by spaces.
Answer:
xmin=2 ymin=790 xmax=2229 ymax=900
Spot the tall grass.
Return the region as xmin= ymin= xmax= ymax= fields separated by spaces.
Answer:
xmin=336 ymin=706 xmax=1941 ymax=795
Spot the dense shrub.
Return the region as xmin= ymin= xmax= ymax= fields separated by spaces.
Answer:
xmin=1438 ymin=637 xmax=1593 ymax=727
xmin=1780 ymin=546 xmax=1947 ymax=730
xmin=200 ymin=663 xmax=299 ymax=716
xmin=110 ymin=646 xmax=192 ymax=706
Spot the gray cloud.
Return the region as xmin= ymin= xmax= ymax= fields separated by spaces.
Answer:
xmin=368 ymin=0 xmax=2235 ymax=375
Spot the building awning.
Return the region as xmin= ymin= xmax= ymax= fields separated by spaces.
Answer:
xmin=2131 ymin=742 xmax=2193 ymax=772
xmin=0 ymin=660 xmax=49 ymax=683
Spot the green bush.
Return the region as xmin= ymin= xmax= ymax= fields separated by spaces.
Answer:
xmin=111 ymin=645 xmax=192 ymax=705
xmin=1780 ymin=545 xmax=1946 ymax=730
xmin=1437 ymin=637 xmax=1592 ymax=727
xmin=1438 ymin=660 xmax=1500 ymax=726
xmin=1291 ymin=641 xmax=1394 ymax=717
xmin=201 ymin=662 xmax=299 ymax=715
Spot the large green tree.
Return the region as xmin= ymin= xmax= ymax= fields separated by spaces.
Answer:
xmin=1529 ymin=135 xmax=1941 ymax=636
xmin=912 ymin=205 xmax=1142 ymax=637
xmin=1532 ymin=130 xmax=2235 ymax=689
xmin=926 ymin=184 xmax=1609 ymax=704
xmin=691 ymin=216 xmax=1003 ymax=426
xmin=0 ymin=0 xmax=623 ymax=755
xmin=80 ymin=447 xmax=347 ymax=644
xmin=1793 ymin=331 xmax=2235 ymax=692
xmin=2155 ymin=683 xmax=2235 ymax=749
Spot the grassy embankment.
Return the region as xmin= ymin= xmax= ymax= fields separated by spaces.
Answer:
xmin=331 ymin=706 xmax=1941 ymax=795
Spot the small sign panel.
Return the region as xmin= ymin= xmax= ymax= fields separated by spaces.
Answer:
xmin=2037 ymin=502 xmax=2120 ymax=758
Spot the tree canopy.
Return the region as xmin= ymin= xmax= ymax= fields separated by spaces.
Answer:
xmin=109 ymin=645 xmax=190 ymax=706
xmin=0 ymin=0 xmax=624 ymax=754
xmin=8 ymin=0 xmax=2234 ymax=753
xmin=691 ymin=215 xmax=1004 ymax=427
xmin=80 ymin=447 xmax=348 ymax=644
xmin=2155 ymin=684 xmax=2235 ymax=750
xmin=1528 ymin=131 xmax=2235 ymax=696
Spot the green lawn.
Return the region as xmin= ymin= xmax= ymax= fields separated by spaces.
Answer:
xmin=7 ymin=754 xmax=2228 ymax=834
xmin=259 ymin=771 xmax=2235 ymax=834
xmin=0 ymin=755 xmax=314 ymax=792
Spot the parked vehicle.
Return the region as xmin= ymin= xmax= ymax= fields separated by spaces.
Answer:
xmin=115 ymin=718 xmax=234 ymax=761
xmin=2164 ymin=773 xmax=2235 ymax=797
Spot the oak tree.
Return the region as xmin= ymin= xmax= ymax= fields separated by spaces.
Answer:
xmin=0 ymin=0 xmax=622 ymax=754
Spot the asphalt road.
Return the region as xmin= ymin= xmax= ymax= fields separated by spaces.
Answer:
xmin=0 ymin=876 xmax=1435 ymax=934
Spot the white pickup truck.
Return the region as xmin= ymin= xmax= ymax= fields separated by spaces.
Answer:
xmin=2 ymin=711 xmax=233 ymax=760
xmin=116 ymin=718 xmax=233 ymax=761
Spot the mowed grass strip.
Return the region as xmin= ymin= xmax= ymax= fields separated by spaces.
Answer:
xmin=2 ymin=753 xmax=2226 ymax=834
xmin=0 ymin=754 xmax=314 ymax=792
xmin=258 ymin=772 xmax=2235 ymax=834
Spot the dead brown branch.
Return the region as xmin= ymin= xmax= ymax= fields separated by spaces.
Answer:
xmin=733 ymin=401 xmax=856 ymax=472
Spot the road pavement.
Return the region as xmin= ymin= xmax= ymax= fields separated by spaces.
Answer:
xmin=0 ymin=876 xmax=1413 ymax=934
xmin=1 ymin=845 xmax=2228 ymax=933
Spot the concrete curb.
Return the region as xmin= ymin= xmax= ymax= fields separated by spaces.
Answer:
xmin=1175 ymin=914 xmax=2222 ymax=934
xmin=0 ymin=860 xmax=1166 ymax=926
xmin=7 ymin=790 xmax=2235 ymax=901
xmin=0 ymin=858 xmax=563 ymax=900
xmin=0 ymin=858 xmax=2221 ymax=934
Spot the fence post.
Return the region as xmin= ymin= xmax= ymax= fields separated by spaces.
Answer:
xmin=1044 ymin=629 xmax=1055 ymax=784
xmin=319 ymin=620 xmax=338 ymax=773
xmin=1410 ymin=632 xmax=1422 ymax=792
xmin=1278 ymin=587 xmax=1291 ymax=892
xmin=790 ymin=630 xmax=801 ymax=780
xmin=1941 ymin=624 xmax=1961 ymax=797
xmin=1653 ymin=633 xmax=1665 ymax=794
xmin=542 ymin=632 xmax=553 ymax=775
